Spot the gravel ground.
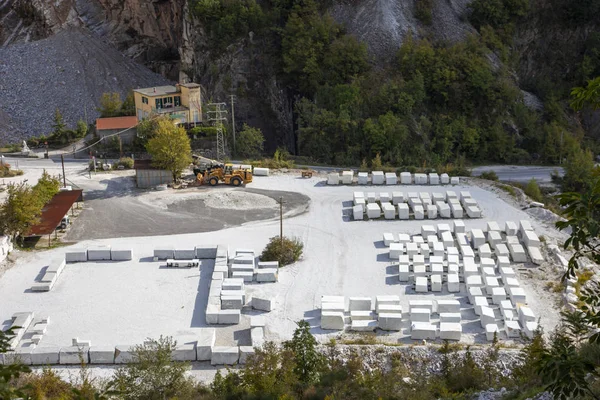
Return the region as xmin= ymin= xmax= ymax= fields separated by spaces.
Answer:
xmin=0 ymin=28 xmax=171 ymax=143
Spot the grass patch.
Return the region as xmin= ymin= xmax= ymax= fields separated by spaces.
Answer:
xmin=496 ymin=183 xmax=517 ymax=197
xmin=340 ymin=334 xmax=379 ymax=345
xmin=479 ymin=170 xmax=499 ymax=181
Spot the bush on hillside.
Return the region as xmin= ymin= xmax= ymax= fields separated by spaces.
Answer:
xmin=525 ymin=178 xmax=543 ymax=202
xmin=260 ymin=236 xmax=303 ymax=266
xmin=479 ymin=170 xmax=499 ymax=181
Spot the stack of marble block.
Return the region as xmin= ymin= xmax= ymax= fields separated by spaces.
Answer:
xmin=320 ymin=295 xmax=403 ymax=332
xmin=409 ymin=300 xmax=462 ymax=340
xmin=459 ymin=191 xmax=482 ymax=218
xmin=66 ymin=246 xmax=134 ymax=262
xmin=334 ymin=171 xmax=459 ymax=185
xmin=206 ymin=245 xmax=243 ymax=326
xmin=31 ymin=258 xmax=66 ymax=292
xmin=321 ymin=295 xmax=346 ymax=330
xmin=352 ymin=190 xmax=477 ymax=221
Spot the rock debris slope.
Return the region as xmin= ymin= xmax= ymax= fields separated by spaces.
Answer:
xmin=0 ymin=28 xmax=170 ymax=143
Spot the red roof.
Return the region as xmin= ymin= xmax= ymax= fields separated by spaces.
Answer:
xmin=96 ymin=116 xmax=138 ymax=131
xmin=27 ymin=189 xmax=83 ymax=236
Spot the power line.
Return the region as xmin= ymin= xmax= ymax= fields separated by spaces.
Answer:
xmin=207 ymin=103 xmax=228 ymax=162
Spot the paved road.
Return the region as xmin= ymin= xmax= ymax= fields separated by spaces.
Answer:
xmin=471 ymin=165 xmax=563 ymax=184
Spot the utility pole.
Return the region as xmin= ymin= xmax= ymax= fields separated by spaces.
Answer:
xmin=230 ymin=94 xmax=236 ymax=157
xmin=279 ymin=196 xmax=286 ymax=245
xmin=207 ymin=102 xmax=228 ymax=162
xmin=60 ymin=154 xmax=66 ymax=187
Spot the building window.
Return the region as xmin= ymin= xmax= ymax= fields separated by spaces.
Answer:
xmin=164 ymin=97 xmax=173 ymax=108
xmin=174 ymin=96 xmax=181 ymax=107
xmin=142 ymin=97 xmax=148 ymax=104
xmin=155 ymin=98 xmax=163 ymax=109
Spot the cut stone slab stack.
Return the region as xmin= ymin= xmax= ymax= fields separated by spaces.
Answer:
xmin=31 ymin=258 xmax=66 ymax=292
xmin=321 ymin=295 xmax=346 ymax=330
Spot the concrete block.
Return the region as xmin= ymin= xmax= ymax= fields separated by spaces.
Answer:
xmin=232 ymin=271 xmax=253 ymax=282
xmin=411 ymin=308 xmax=431 ymax=322
xmin=218 ymin=310 xmax=241 ymax=325
xmin=221 ymin=295 xmax=244 ymax=310
xmin=385 ymin=173 xmax=397 ymax=185
xmin=468 ymin=287 xmax=483 ymax=304
xmin=222 ymin=278 xmax=244 ymax=291
xmin=389 ymin=243 xmax=404 ymax=259
xmin=480 ymin=306 xmax=495 ymax=328
xmin=322 ymin=301 xmax=345 ymax=313
xmin=414 ymin=173 xmax=428 ymax=184
xmin=154 ymin=248 xmax=174 ymax=260
xmin=432 ymin=242 xmax=444 ymax=257
xmin=473 ymin=296 xmax=489 ymax=316
xmin=505 ymin=321 xmax=522 ymax=338
xmin=413 ymin=264 xmax=426 ymax=277
xmin=194 ymin=245 xmax=218 ymax=259
xmin=440 ymin=323 xmax=462 ymax=340
xmin=372 ymin=171 xmax=385 ymax=185
xmin=466 ymin=205 xmax=481 ymax=218
xmin=440 ymin=313 xmax=461 ymax=323
xmin=65 ymin=248 xmax=87 ymax=263
xmin=378 ymin=313 xmax=402 ymax=331
xmin=357 ymin=172 xmax=369 ymax=185
xmin=379 ymin=192 xmax=391 ymax=203
xmin=448 ymin=202 xmax=462 ymax=218
xmin=195 ymin=329 xmax=216 ymax=361
xmin=523 ymin=230 xmax=540 ymax=248
xmin=111 ymin=248 xmax=133 ymax=261
xmin=510 ymin=244 xmax=528 ymax=263
xmin=528 ymin=246 xmax=544 ymax=265
xmin=487 ymin=231 xmax=502 ymax=249
xmin=397 ymin=203 xmax=410 ymax=219
xmin=485 ymin=276 xmax=500 ymax=295
xmin=251 ymin=327 xmax=265 ymax=347
xmin=411 ymin=322 xmax=436 ymax=340
xmin=486 ymin=324 xmax=500 ymax=341
xmin=451 ymin=177 xmax=460 ymax=185
xmin=437 ymin=300 xmax=460 ymax=313
xmin=519 ymin=220 xmax=533 ymax=235
xmin=349 ymin=297 xmax=372 ymax=311
xmin=400 ymin=172 xmax=412 ymax=184
xmin=60 ymin=346 xmax=89 ymax=364
xmin=413 ymin=205 xmax=424 ymax=220
xmin=366 ymin=192 xmax=377 ymax=203
xmin=399 ymin=264 xmax=410 ymax=282
xmin=479 ymin=243 xmax=492 ymax=259
xmin=206 ymin=305 xmax=220 ymax=324
xmin=427 ymin=205 xmax=438 ymax=219
xmin=350 ymin=320 xmax=378 ymax=332
xmin=375 ymin=295 xmax=400 ymax=312
xmin=412 ymin=254 xmax=425 ymax=266
xmin=420 ymin=243 xmax=431 ymax=256
xmin=253 ymin=167 xmax=269 ymax=176
xmin=491 ymin=287 xmax=507 ymax=305
xmin=31 ymin=347 xmax=60 ymax=365
xmin=353 ymin=205 xmax=363 ymax=220
xmin=256 ymin=268 xmax=278 ymax=282
xmin=377 ymin=304 xmax=402 ymax=314
xmin=518 ymin=306 xmax=536 ymax=324
xmin=392 ymin=192 xmax=404 ymax=205
xmin=419 ymin=192 xmax=432 ymax=205
xmin=447 ymin=273 xmax=460 ymax=292
xmin=173 ymin=249 xmax=196 ymax=260
xmin=415 ymin=276 xmax=428 ymax=292
xmin=89 ymin=346 xmax=115 ymax=364
xmin=429 ymin=173 xmax=440 ymax=185
xmin=431 ymin=275 xmax=442 ymax=292
xmin=405 ymin=242 xmax=419 ymax=257
xmin=327 ymin=173 xmax=340 ymax=185
xmin=40 ymin=272 xmax=57 ymax=283
xmin=470 ymin=229 xmax=485 ymax=248
xmin=382 ymin=203 xmax=396 ymax=219
xmin=87 ymin=246 xmax=111 ymax=261
xmin=383 ymin=233 xmax=395 ymax=247
xmin=440 ymin=231 xmax=453 ymax=249
xmin=171 ymin=343 xmax=197 ymax=361
xmin=524 ymin=321 xmax=539 ymax=338
xmin=321 ymin=311 xmax=345 ymax=330
xmin=239 ymin=346 xmax=255 ymax=364
xmin=409 ymin=300 xmax=434 ymax=312
xmin=495 ymin=244 xmax=510 ymax=258
xmin=211 ymin=347 xmax=239 ymax=365
xmin=440 ymin=173 xmax=450 ymax=184
xmin=505 ymin=221 xmax=518 ymax=236
xmin=432 ymin=192 xmax=445 ymax=203
xmin=421 ymin=225 xmax=436 ymax=237
xmin=341 ymin=170 xmax=353 ymax=184
xmin=366 ymin=203 xmax=381 ymax=219
xmin=47 ymin=258 xmax=66 ymax=274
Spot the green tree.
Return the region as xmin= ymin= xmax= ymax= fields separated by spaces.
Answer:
xmin=0 ymin=328 xmax=31 ymax=400
xmin=76 ymin=120 xmax=88 ymax=138
xmin=98 ymin=92 xmax=123 ymax=118
xmin=241 ymin=341 xmax=297 ymax=397
xmin=112 ymin=336 xmax=196 ymax=400
xmin=120 ymin=90 xmax=136 ymax=116
xmin=562 ymin=147 xmax=597 ymax=193
xmin=51 ymin=108 xmax=67 ymax=144
xmin=145 ymin=117 xmax=193 ymax=181
xmin=284 ymin=320 xmax=324 ymax=384
xmin=236 ymin=124 xmax=265 ymax=158
xmin=571 ymin=76 xmax=600 ymax=110
xmin=260 ymin=236 xmax=303 ymax=266
xmin=371 ymin=152 xmax=383 ymax=170
xmin=0 ymin=183 xmax=43 ymax=240
xmin=33 ymin=170 xmax=61 ymax=205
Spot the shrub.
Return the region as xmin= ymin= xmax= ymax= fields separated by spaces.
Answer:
xmin=525 ymin=178 xmax=543 ymax=202
xmin=479 ymin=170 xmax=499 ymax=181
xmin=260 ymin=236 xmax=303 ymax=266
xmin=118 ymin=157 xmax=134 ymax=169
